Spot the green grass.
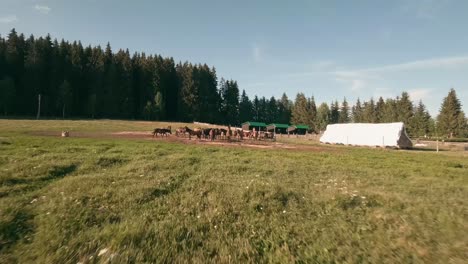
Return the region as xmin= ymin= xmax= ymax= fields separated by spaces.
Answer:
xmin=0 ymin=119 xmax=467 ymax=263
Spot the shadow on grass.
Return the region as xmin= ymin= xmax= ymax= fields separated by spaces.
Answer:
xmin=0 ymin=164 xmax=77 ymax=198
xmin=409 ymin=147 xmax=446 ymax=152
xmin=96 ymin=157 xmax=126 ymax=168
xmin=0 ymin=209 xmax=34 ymax=252
xmin=43 ymin=164 xmax=77 ymax=181
xmin=139 ymin=172 xmax=190 ymax=203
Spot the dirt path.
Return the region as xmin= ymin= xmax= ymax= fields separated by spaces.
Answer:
xmin=31 ymin=130 xmax=335 ymax=153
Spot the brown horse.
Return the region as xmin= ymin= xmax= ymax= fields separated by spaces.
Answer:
xmin=184 ymin=126 xmax=202 ymax=139
xmin=152 ymin=128 xmax=171 ymax=137
xmin=209 ymin=129 xmax=215 ymax=141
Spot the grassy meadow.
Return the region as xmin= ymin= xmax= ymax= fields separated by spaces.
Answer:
xmin=0 ymin=119 xmax=467 ymax=263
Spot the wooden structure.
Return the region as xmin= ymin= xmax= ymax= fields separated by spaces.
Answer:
xmin=266 ymin=123 xmax=289 ymax=134
xmin=242 ymin=121 xmax=267 ymax=131
xmin=287 ymin=125 xmax=309 ymax=135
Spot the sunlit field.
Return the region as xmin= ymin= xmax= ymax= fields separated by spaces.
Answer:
xmin=0 ymin=119 xmax=467 ymax=263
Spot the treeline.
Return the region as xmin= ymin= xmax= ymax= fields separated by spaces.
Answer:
xmin=0 ymin=29 xmax=466 ymax=137
xmin=287 ymin=90 xmax=467 ymax=138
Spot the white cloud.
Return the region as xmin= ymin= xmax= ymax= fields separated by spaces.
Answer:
xmin=408 ymin=88 xmax=431 ymax=101
xmin=350 ymin=79 xmax=367 ymax=92
xmin=401 ymin=0 xmax=449 ymax=19
xmin=252 ymin=43 xmax=261 ymax=62
xmin=34 ymin=5 xmax=51 ymax=14
xmin=0 ymin=15 xmax=18 ymax=24
xmin=333 ymin=70 xmax=378 ymax=92
xmin=330 ymin=55 xmax=468 ymax=92
xmin=367 ymin=56 xmax=468 ymax=73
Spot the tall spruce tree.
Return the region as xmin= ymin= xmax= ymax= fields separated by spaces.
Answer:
xmin=291 ymin=93 xmax=310 ymax=125
xmin=252 ymin=96 xmax=260 ymax=121
xmin=412 ymin=100 xmax=432 ymax=137
xmin=352 ymin=98 xmax=363 ymax=123
xmin=338 ymin=98 xmax=350 ymax=123
xmin=382 ymin=98 xmax=398 ymax=122
xmin=266 ymin=96 xmax=278 ymax=124
xmin=330 ymin=101 xmax=339 ymax=124
xmin=0 ymin=76 xmax=15 ymax=115
xmin=397 ymin=92 xmax=414 ymax=135
xmin=316 ymin=102 xmax=330 ymax=132
xmin=362 ymin=98 xmax=376 ymax=123
xmin=307 ymin=96 xmax=317 ymax=131
xmin=437 ymin=88 xmax=466 ymax=137
xmin=220 ymin=79 xmax=240 ymax=125
xmin=278 ymin=93 xmax=291 ymax=124
xmin=57 ymin=80 xmax=72 ymax=118
xmin=239 ymin=90 xmax=253 ymax=123
xmin=375 ymin=97 xmax=385 ymax=123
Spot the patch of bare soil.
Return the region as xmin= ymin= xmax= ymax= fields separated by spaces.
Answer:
xmin=31 ymin=130 xmax=335 ymax=152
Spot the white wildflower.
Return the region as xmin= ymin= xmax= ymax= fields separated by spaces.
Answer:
xmin=282 ymin=210 xmax=286 ymax=214
xmin=98 ymin=248 xmax=109 ymax=256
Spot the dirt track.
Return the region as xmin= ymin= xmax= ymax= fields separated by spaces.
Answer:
xmin=32 ymin=130 xmax=334 ymax=152
xmin=112 ymin=131 xmax=333 ymax=152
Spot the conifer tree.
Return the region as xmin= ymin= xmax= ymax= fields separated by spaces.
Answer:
xmin=412 ymin=100 xmax=432 ymax=137
xmin=362 ymin=98 xmax=376 ymax=123
xmin=252 ymin=96 xmax=260 ymax=121
xmin=352 ymin=98 xmax=363 ymax=123
xmin=57 ymin=80 xmax=72 ymax=118
xmin=375 ymin=97 xmax=385 ymax=123
xmin=338 ymin=98 xmax=350 ymax=123
xmin=316 ymin=103 xmax=330 ymax=132
xmin=330 ymin=100 xmax=339 ymax=124
xmin=220 ymin=79 xmax=240 ymax=125
xmin=291 ymin=93 xmax=310 ymax=125
xmin=278 ymin=93 xmax=291 ymax=124
xmin=0 ymin=76 xmax=15 ymax=115
xmin=266 ymin=96 xmax=278 ymax=124
xmin=437 ymin=88 xmax=466 ymax=137
xmin=382 ymin=98 xmax=398 ymax=122
xmin=239 ymin=90 xmax=253 ymax=123
xmin=307 ymin=96 xmax=317 ymax=131
xmin=397 ymin=92 xmax=414 ymax=134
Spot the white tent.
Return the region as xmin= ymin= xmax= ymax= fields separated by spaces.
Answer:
xmin=320 ymin=122 xmax=412 ymax=148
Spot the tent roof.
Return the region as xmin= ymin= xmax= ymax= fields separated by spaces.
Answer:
xmin=242 ymin=121 xmax=267 ymax=127
xmin=267 ymin=123 xmax=289 ymax=128
xmin=319 ymin=122 xmax=412 ymax=148
xmin=291 ymin=124 xmax=309 ymax=129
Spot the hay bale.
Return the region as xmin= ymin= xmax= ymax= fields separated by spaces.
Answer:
xmin=61 ymin=131 xmax=70 ymax=137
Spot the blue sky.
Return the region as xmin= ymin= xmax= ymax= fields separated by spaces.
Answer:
xmin=1 ymin=0 xmax=467 ymax=115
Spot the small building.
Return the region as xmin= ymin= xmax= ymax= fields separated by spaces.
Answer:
xmin=266 ymin=123 xmax=289 ymax=134
xmin=319 ymin=122 xmax=412 ymax=148
xmin=287 ymin=125 xmax=309 ymax=135
xmin=242 ymin=121 xmax=267 ymax=131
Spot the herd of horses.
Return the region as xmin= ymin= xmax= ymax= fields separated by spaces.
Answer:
xmin=152 ymin=125 xmax=275 ymax=141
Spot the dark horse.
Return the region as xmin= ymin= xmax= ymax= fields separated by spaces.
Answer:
xmin=184 ymin=126 xmax=202 ymax=140
xmin=152 ymin=127 xmax=172 ymax=137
